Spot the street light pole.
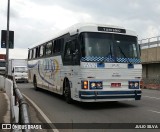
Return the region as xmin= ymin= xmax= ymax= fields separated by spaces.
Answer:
xmin=6 ymin=0 xmax=10 ymax=76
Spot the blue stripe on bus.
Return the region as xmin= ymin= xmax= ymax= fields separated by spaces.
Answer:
xmin=80 ymin=95 xmax=141 ymax=100
xmin=79 ymin=91 xmax=141 ymax=100
xmin=79 ymin=91 xmax=141 ymax=95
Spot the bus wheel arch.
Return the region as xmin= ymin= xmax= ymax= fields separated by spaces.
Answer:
xmin=63 ymin=78 xmax=72 ymax=104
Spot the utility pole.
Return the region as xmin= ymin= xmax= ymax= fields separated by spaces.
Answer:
xmin=6 ymin=0 xmax=10 ymax=76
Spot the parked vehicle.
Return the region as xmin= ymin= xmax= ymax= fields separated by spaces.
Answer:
xmin=8 ymin=59 xmax=28 ymax=82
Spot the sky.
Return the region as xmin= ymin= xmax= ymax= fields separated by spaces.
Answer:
xmin=0 ymin=0 xmax=160 ymax=59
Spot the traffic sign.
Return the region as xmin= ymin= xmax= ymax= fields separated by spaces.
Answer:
xmin=1 ymin=30 xmax=14 ymax=49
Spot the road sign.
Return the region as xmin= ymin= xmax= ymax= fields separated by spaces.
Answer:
xmin=1 ymin=30 xmax=14 ymax=49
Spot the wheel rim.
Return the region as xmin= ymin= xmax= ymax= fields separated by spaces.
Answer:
xmin=64 ymin=87 xmax=69 ymax=98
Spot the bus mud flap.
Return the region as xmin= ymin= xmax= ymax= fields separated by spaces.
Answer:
xmin=134 ymin=90 xmax=138 ymax=100
xmin=95 ymin=91 xmax=97 ymax=100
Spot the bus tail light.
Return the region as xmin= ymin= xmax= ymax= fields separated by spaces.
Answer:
xmin=82 ymin=81 xmax=88 ymax=89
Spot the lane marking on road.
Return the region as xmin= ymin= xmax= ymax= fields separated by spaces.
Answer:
xmin=149 ymin=110 xmax=160 ymax=114
xmin=143 ymin=96 xmax=160 ymax=100
xmin=23 ymin=94 xmax=59 ymax=132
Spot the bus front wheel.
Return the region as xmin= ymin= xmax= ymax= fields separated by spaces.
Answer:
xmin=64 ymin=82 xmax=72 ymax=104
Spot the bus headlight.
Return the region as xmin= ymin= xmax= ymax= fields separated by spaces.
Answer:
xmin=129 ymin=81 xmax=139 ymax=89
xmin=90 ymin=81 xmax=103 ymax=89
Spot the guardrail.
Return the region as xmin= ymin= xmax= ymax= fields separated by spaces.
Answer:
xmin=0 ymin=73 xmax=31 ymax=132
xmin=139 ymin=36 xmax=160 ymax=49
xmin=139 ymin=36 xmax=160 ymax=63
xmin=12 ymin=77 xmax=31 ymax=126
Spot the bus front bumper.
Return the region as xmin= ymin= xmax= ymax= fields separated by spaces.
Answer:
xmin=79 ymin=90 xmax=141 ymax=101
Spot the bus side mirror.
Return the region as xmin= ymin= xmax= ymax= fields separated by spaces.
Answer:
xmin=12 ymin=68 xmax=14 ymax=73
xmin=71 ymin=49 xmax=80 ymax=65
xmin=73 ymin=49 xmax=79 ymax=56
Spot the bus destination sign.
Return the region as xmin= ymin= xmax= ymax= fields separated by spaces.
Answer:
xmin=98 ymin=27 xmax=126 ymax=33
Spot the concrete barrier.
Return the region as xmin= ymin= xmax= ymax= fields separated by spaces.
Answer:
xmin=0 ymin=75 xmax=19 ymax=123
xmin=0 ymin=75 xmax=31 ymax=131
xmin=6 ymin=77 xmax=19 ymax=123
xmin=141 ymin=45 xmax=160 ymax=63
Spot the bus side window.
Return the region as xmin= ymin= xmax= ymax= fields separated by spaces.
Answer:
xmin=46 ymin=42 xmax=52 ymax=56
xmin=53 ymin=38 xmax=64 ymax=53
xmin=28 ymin=50 xmax=31 ymax=60
xmin=64 ymin=39 xmax=80 ymax=65
xmin=36 ymin=47 xmax=39 ymax=58
xmin=64 ymin=41 xmax=72 ymax=65
xmin=32 ymin=48 xmax=36 ymax=59
xmin=72 ymin=39 xmax=80 ymax=65
xmin=29 ymin=50 xmax=32 ymax=59
xmin=52 ymin=40 xmax=54 ymax=54
xmin=53 ymin=40 xmax=59 ymax=53
xmin=39 ymin=45 xmax=44 ymax=57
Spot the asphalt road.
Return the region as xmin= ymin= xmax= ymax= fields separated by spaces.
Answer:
xmin=18 ymin=83 xmax=160 ymax=132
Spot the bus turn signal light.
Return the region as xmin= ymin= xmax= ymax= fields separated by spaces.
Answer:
xmin=82 ymin=81 xmax=88 ymax=89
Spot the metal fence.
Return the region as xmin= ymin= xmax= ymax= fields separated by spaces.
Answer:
xmin=143 ymin=77 xmax=160 ymax=84
xmin=139 ymin=36 xmax=160 ymax=63
xmin=139 ymin=36 xmax=160 ymax=49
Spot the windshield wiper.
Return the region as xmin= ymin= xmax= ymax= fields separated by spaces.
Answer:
xmin=118 ymin=46 xmax=131 ymax=64
xmin=99 ymin=45 xmax=113 ymax=64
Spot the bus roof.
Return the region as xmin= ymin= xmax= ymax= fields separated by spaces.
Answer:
xmin=66 ymin=23 xmax=137 ymax=36
xmin=53 ymin=23 xmax=137 ymax=36
xmin=30 ymin=23 xmax=137 ymax=48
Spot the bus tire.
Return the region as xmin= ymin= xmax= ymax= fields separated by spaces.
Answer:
xmin=33 ymin=76 xmax=38 ymax=90
xmin=64 ymin=81 xmax=72 ymax=104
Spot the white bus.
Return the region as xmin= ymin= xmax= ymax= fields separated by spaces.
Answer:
xmin=28 ymin=23 xmax=142 ymax=103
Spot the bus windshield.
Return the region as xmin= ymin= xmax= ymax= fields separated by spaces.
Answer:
xmin=115 ymin=34 xmax=139 ymax=58
xmin=81 ymin=32 xmax=140 ymax=60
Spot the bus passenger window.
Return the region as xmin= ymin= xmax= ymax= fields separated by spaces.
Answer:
xmin=32 ymin=48 xmax=36 ymax=59
xmin=40 ymin=45 xmax=44 ymax=57
xmin=64 ymin=42 xmax=72 ymax=64
xmin=64 ymin=39 xmax=80 ymax=65
xmin=36 ymin=47 xmax=39 ymax=58
xmin=53 ymin=39 xmax=64 ymax=53
xmin=46 ymin=42 xmax=52 ymax=55
xmin=28 ymin=50 xmax=31 ymax=59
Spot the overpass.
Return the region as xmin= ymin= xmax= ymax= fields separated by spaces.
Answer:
xmin=139 ymin=36 xmax=160 ymax=88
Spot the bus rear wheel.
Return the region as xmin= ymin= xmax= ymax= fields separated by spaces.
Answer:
xmin=33 ymin=76 xmax=38 ymax=90
xmin=64 ymin=82 xmax=72 ymax=104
